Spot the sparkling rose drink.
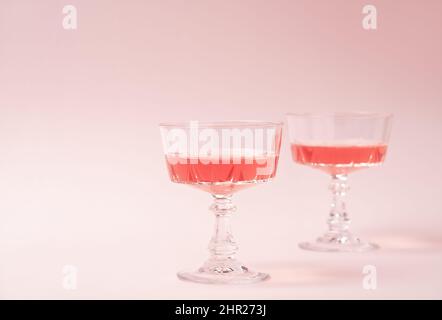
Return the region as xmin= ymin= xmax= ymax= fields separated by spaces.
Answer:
xmin=166 ymin=154 xmax=279 ymax=194
xmin=291 ymin=143 xmax=387 ymax=175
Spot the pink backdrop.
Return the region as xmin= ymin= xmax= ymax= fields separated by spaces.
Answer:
xmin=0 ymin=0 xmax=441 ymax=298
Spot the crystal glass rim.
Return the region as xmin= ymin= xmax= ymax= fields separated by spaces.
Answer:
xmin=286 ymin=111 xmax=393 ymax=120
xmin=159 ymin=120 xmax=284 ymax=129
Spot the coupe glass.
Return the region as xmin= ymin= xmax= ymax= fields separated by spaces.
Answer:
xmin=160 ymin=121 xmax=282 ymax=284
xmin=287 ymin=112 xmax=393 ymax=252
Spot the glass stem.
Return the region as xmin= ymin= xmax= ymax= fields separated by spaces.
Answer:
xmin=208 ymin=195 xmax=238 ymax=260
xmin=328 ymin=174 xmax=351 ymax=234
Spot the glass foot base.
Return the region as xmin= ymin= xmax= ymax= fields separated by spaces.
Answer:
xmin=299 ymin=232 xmax=379 ymax=252
xmin=177 ymin=258 xmax=269 ymax=284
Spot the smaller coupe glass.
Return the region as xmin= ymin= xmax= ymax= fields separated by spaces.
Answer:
xmin=160 ymin=121 xmax=282 ymax=284
xmin=287 ymin=112 xmax=393 ymax=252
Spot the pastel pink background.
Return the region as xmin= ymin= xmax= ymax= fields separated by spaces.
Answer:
xmin=0 ymin=0 xmax=441 ymax=299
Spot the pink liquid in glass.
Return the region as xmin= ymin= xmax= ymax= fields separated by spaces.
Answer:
xmin=165 ymin=154 xmax=279 ymax=195
xmin=291 ymin=143 xmax=387 ymax=175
